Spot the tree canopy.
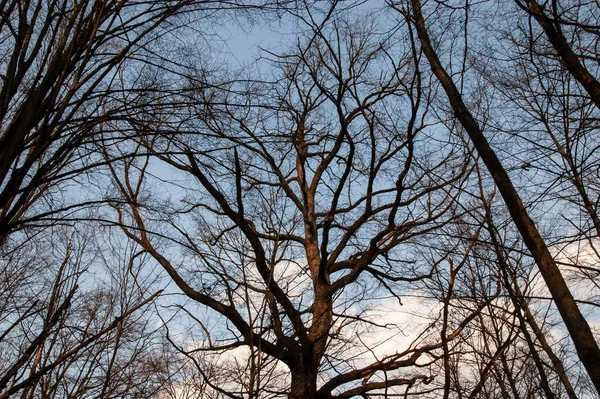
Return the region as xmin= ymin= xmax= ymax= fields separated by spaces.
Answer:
xmin=1 ymin=1 xmax=599 ymax=398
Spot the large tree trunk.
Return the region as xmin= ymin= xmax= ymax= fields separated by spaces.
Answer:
xmin=289 ymin=367 xmax=318 ymax=399
xmin=407 ymin=0 xmax=600 ymax=393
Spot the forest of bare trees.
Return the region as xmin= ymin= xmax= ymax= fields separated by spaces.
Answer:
xmin=1 ymin=0 xmax=599 ymax=398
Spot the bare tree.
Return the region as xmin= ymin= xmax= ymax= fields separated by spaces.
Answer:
xmin=4 ymin=0 xmax=599 ymax=397
xmin=398 ymin=0 xmax=600 ymax=393
xmin=107 ymin=3 xmax=486 ymax=397
xmin=0 ymin=0 xmax=189 ymax=243
xmin=0 ymin=1 xmax=294 ymax=397
xmin=473 ymin=2 xmax=600 ymax=394
xmin=0 ymin=224 xmax=174 ymax=399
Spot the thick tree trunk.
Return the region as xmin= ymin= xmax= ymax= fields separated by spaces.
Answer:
xmin=289 ymin=368 xmax=318 ymax=399
xmin=408 ymin=0 xmax=600 ymax=393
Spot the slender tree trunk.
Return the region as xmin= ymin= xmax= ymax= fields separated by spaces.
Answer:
xmin=522 ymin=0 xmax=600 ymax=110
xmin=524 ymin=0 xmax=600 ymax=238
xmin=406 ymin=0 xmax=600 ymax=393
